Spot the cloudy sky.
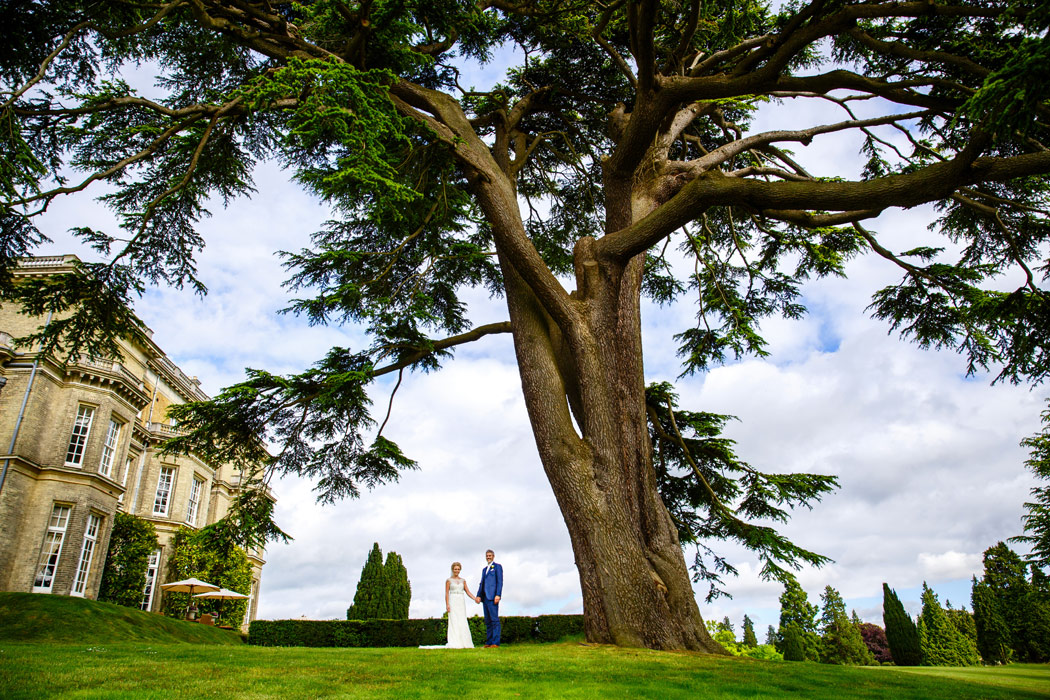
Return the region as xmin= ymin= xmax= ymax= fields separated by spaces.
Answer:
xmin=27 ymin=45 xmax=1046 ymax=640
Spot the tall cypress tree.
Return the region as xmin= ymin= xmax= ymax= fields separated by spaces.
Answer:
xmin=384 ymin=551 xmax=411 ymax=619
xmin=972 ymin=576 xmax=1012 ymax=665
xmin=742 ymin=615 xmax=758 ymax=648
xmin=883 ymin=583 xmax=922 ymax=666
xmin=917 ymin=583 xmax=979 ymax=666
xmin=347 ymin=543 xmax=385 ymax=620
xmin=765 ymin=625 xmax=777 ymax=646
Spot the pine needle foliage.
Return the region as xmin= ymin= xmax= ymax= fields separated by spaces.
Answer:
xmin=819 ymin=586 xmax=874 ymax=666
xmin=347 ymin=543 xmax=386 ymax=621
xmin=917 ymin=583 xmax=979 ymax=667
xmin=778 ymin=579 xmax=820 ymax=662
xmin=384 ymin=551 xmax=411 ymax=620
xmin=742 ymin=614 xmax=758 ymax=648
xmin=883 ymin=583 xmax=922 ymax=667
xmin=972 ymin=575 xmax=1013 ymax=666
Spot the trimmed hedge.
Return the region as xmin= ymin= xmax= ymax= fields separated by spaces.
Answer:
xmin=248 ymin=614 xmax=584 ymax=647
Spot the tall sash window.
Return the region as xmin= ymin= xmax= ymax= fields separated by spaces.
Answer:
xmin=98 ymin=419 xmax=122 ymax=477
xmin=33 ymin=504 xmax=71 ymax=592
xmin=153 ymin=467 xmax=175 ymax=516
xmin=64 ymin=406 xmax=95 ymax=467
xmin=72 ymin=513 xmax=102 ymax=596
xmin=187 ymin=477 xmax=203 ymax=526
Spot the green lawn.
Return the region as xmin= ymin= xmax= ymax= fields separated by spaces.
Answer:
xmin=871 ymin=664 xmax=1050 ymax=695
xmin=0 ymin=592 xmax=240 ymax=645
xmin=2 ymin=642 xmax=1048 ymax=699
xmin=1 ymin=594 xmax=1047 ymax=699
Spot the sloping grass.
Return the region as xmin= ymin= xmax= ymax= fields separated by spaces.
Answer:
xmin=1 ymin=596 xmax=1047 ymax=699
xmin=0 ymin=592 xmax=241 ymax=645
xmin=871 ymin=664 xmax=1050 ymax=695
xmin=1 ymin=641 xmax=1048 ymax=699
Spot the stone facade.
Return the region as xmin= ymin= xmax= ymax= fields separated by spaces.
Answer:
xmin=0 ymin=255 xmax=269 ymax=627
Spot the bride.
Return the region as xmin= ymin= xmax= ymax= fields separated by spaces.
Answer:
xmin=445 ymin=561 xmax=480 ymax=648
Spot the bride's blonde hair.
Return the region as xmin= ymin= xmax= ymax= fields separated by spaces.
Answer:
xmin=450 ymin=561 xmax=462 ymax=574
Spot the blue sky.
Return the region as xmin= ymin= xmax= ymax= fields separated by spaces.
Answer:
xmin=23 ymin=42 xmax=1046 ymax=639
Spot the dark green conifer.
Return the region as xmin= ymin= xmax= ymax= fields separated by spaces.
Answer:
xmin=883 ymin=583 xmax=922 ymax=666
xmin=778 ymin=579 xmax=820 ymax=661
xmin=384 ymin=551 xmax=411 ymax=619
xmin=742 ymin=614 xmax=758 ymax=648
xmin=765 ymin=625 xmax=777 ymax=646
xmin=981 ymin=542 xmax=1050 ymax=662
xmin=347 ymin=543 xmax=385 ymax=620
xmin=917 ymin=583 xmax=979 ymax=666
xmin=972 ymin=576 xmax=1012 ymax=665
xmin=782 ymin=623 xmax=806 ymax=661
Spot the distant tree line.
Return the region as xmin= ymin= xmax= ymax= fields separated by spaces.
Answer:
xmin=881 ymin=543 xmax=1050 ymax=667
xmin=760 ymin=541 xmax=1049 ymax=667
xmin=347 ymin=543 xmax=412 ymax=620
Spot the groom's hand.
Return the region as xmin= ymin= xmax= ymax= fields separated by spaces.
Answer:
xmin=493 ymin=596 xmax=500 ymax=604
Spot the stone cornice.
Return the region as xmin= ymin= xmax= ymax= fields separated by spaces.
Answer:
xmin=5 ymin=456 xmax=126 ymax=501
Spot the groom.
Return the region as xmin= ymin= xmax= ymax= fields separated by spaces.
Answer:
xmin=476 ymin=549 xmax=503 ymax=648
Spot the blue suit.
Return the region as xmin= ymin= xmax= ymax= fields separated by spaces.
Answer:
xmin=476 ymin=562 xmax=503 ymax=645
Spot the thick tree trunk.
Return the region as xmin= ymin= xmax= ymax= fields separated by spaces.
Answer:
xmin=466 ymin=140 xmax=724 ymax=651
xmin=494 ymin=234 xmax=724 ymax=653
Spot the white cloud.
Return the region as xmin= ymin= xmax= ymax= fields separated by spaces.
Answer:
xmin=917 ymin=552 xmax=984 ymax=582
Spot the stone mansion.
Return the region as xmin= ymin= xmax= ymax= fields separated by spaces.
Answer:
xmin=0 ymin=255 xmax=270 ymax=626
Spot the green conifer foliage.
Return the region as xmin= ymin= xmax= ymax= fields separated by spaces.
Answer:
xmin=1026 ymin=567 xmax=1050 ymax=662
xmin=347 ymin=543 xmax=385 ymax=620
xmin=97 ymin=513 xmax=158 ymax=608
xmin=781 ymin=623 xmax=806 ymax=661
xmin=765 ymin=625 xmax=777 ymax=646
xmin=945 ymin=607 xmax=978 ymax=649
xmin=384 ymin=551 xmax=411 ymax=619
xmin=819 ymin=586 xmax=875 ymax=665
xmin=882 ymin=583 xmax=922 ymax=666
xmin=917 ymin=583 xmax=979 ymax=666
xmin=778 ymin=579 xmax=821 ymax=661
xmin=980 ymin=542 xmax=1050 ymax=662
xmin=742 ymin=615 xmax=758 ymax=648
xmin=972 ymin=576 xmax=1013 ymax=665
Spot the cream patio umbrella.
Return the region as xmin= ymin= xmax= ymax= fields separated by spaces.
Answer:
xmin=193 ymin=588 xmax=250 ymax=626
xmin=160 ymin=577 xmax=220 ymax=620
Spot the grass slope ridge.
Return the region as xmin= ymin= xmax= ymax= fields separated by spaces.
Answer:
xmin=1 ymin=642 xmax=1049 ymax=699
xmin=0 ymin=592 xmax=241 ymax=645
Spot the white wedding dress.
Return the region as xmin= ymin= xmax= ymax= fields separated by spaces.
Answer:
xmin=445 ymin=578 xmax=474 ymax=648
